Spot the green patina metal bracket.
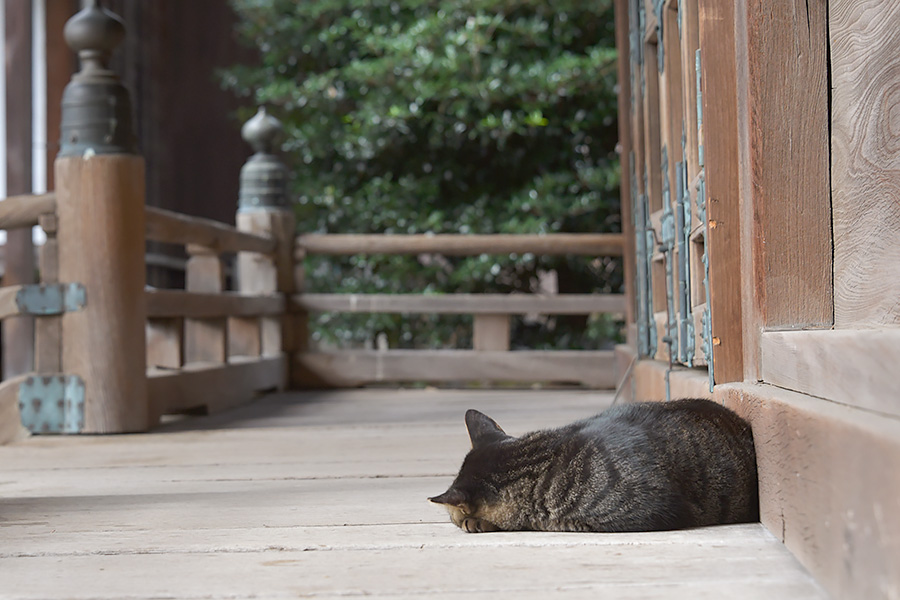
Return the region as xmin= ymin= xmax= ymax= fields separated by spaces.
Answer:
xmin=18 ymin=375 xmax=86 ymax=434
xmin=15 ymin=283 xmax=86 ymax=316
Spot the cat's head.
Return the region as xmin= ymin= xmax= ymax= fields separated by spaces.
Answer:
xmin=429 ymin=409 xmax=514 ymax=533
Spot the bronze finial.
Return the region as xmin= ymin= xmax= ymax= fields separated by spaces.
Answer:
xmin=58 ymin=0 xmax=137 ymax=157
xmin=239 ymin=107 xmax=290 ymax=210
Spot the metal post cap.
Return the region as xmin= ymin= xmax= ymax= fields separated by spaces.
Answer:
xmin=241 ymin=107 xmax=283 ymax=153
xmin=63 ymin=0 xmax=125 ymax=73
xmin=58 ymin=0 xmax=137 ymax=157
xmin=239 ymin=107 xmax=290 ymax=210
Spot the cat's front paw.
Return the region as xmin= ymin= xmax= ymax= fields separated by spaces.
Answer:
xmin=462 ymin=517 xmax=499 ymax=533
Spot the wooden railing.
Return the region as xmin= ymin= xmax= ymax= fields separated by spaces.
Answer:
xmin=292 ymin=233 xmax=625 ymax=388
xmin=0 ymin=1 xmax=624 ymax=441
xmin=143 ymin=207 xmax=290 ymax=422
xmin=0 ymin=194 xmax=292 ymax=440
xmin=0 ymin=193 xmax=66 ymax=442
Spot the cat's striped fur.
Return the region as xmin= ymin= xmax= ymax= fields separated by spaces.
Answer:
xmin=429 ymin=398 xmax=759 ymax=533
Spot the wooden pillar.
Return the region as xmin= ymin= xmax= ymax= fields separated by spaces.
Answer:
xmin=3 ymin=0 xmax=36 ymax=379
xmin=235 ymin=108 xmax=294 ymax=389
xmin=733 ymin=0 xmax=832 ymax=381
xmin=698 ymin=0 xmax=744 ymax=384
xmin=54 ymin=0 xmax=147 ymax=433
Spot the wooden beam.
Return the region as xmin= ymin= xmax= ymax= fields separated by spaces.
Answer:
xmin=295 ymin=350 xmax=617 ymax=388
xmin=698 ymin=0 xmax=744 ymax=383
xmin=146 ymin=290 xmax=284 ymax=319
xmin=717 ymin=382 xmax=900 ymax=600
xmin=147 ymin=355 xmax=285 ymax=421
xmin=830 ymin=0 xmax=900 ymax=327
xmin=0 ymin=193 xmax=56 ymax=229
xmin=293 ymin=293 xmax=626 ymax=315
xmin=760 ymin=329 xmax=900 ymax=418
xmin=295 ymin=233 xmax=624 ymax=258
xmin=145 ymin=206 xmax=276 ymax=255
xmin=3 ymin=0 xmax=36 ymax=379
xmin=734 ymin=0 xmax=832 ymax=381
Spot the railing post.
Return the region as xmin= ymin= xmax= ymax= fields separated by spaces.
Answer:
xmin=234 ymin=107 xmax=295 ymax=389
xmin=54 ymin=0 xmax=147 ymax=433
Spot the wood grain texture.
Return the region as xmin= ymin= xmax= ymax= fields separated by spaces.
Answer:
xmin=0 ymin=193 xmax=56 ymax=229
xmin=0 ymin=374 xmax=30 ymax=445
xmin=2 ymin=0 xmax=35 ymax=380
xmin=55 ymin=155 xmax=148 ymax=433
xmin=147 ymin=355 xmax=285 ymax=419
xmin=293 ymin=293 xmax=626 ymax=315
xmin=146 ymin=319 xmax=183 ymax=370
xmin=145 ymin=206 xmax=275 ymax=255
xmin=184 ymin=252 xmax=227 ymax=364
xmin=0 ymin=385 xmax=825 ymax=599
xmin=717 ymin=382 xmax=900 ymax=600
xmin=830 ymin=0 xmax=900 ymax=327
xmin=734 ymin=0 xmax=832 ymax=381
xmin=0 ymin=285 xmax=26 ymax=320
xmin=295 ymin=350 xmax=616 ymax=388
xmin=613 ymin=0 xmax=636 ymax=330
xmin=235 ymin=210 xmax=295 ymax=382
xmin=760 ymin=329 xmax=900 ymax=417
xmin=473 ymin=314 xmax=510 ymax=351
xmin=699 ymin=0 xmax=744 ymax=383
xmin=631 ymin=357 xmax=714 ymax=403
xmin=146 ymin=290 xmax=284 ymax=319
xmin=295 ymin=233 xmax=624 ymax=258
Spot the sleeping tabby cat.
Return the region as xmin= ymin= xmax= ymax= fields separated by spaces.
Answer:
xmin=429 ymin=398 xmax=758 ymax=533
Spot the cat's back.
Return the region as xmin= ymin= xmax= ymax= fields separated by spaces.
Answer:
xmin=565 ymin=399 xmax=759 ymax=530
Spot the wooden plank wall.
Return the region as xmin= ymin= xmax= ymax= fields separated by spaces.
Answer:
xmin=698 ymin=0 xmax=743 ymax=383
xmin=733 ymin=0 xmax=832 ymax=380
xmin=831 ymin=0 xmax=900 ymax=328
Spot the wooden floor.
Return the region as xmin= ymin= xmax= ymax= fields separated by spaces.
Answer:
xmin=0 ymin=388 xmax=827 ymax=599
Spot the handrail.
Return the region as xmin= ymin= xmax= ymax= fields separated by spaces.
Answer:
xmin=0 ymin=193 xmax=57 ymax=230
xmin=146 ymin=289 xmax=284 ymax=318
xmin=295 ymin=232 xmax=624 ymax=258
xmin=146 ymin=206 xmax=276 ymax=255
xmin=0 ymin=285 xmax=26 ymax=321
xmin=293 ymin=293 xmax=626 ymax=315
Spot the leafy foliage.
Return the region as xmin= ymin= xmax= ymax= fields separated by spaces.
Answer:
xmin=226 ymin=0 xmax=622 ymax=349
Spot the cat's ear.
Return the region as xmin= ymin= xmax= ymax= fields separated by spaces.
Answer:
xmin=465 ymin=409 xmax=509 ymax=449
xmin=428 ymin=487 xmax=469 ymax=510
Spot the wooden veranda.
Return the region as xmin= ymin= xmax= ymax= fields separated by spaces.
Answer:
xmin=0 ymin=388 xmax=827 ymax=599
xmin=1 ymin=1 xmax=899 ymax=599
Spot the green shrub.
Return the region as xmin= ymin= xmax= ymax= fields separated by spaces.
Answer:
xmin=225 ymin=0 xmax=622 ymax=349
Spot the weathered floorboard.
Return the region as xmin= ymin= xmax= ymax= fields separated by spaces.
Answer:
xmin=0 ymin=389 xmax=826 ymax=599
